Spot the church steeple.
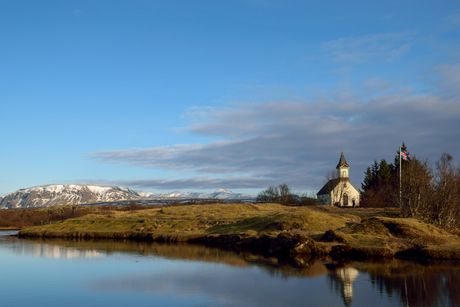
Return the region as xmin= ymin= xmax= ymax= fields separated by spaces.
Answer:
xmin=336 ymin=152 xmax=350 ymax=179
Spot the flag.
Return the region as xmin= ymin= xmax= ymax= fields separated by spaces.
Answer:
xmin=400 ymin=150 xmax=411 ymax=161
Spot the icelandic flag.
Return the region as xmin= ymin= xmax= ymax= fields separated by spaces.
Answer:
xmin=401 ymin=150 xmax=411 ymax=161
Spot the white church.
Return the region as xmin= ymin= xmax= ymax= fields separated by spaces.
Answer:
xmin=317 ymin=152 xmax=360 ymax=207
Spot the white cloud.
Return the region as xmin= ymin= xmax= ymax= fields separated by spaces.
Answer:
xmin=90 ymin=71 xmax=460 ymax=191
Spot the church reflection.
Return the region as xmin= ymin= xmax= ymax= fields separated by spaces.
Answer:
xmin=328 ymin=266 xmax=359 ymax=307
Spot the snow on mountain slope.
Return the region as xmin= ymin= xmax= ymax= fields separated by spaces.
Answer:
xmin=137 ymin=191 xmax=155 ymax=198
xmin=0 ymin=184 xmax=142 ymax=209
xmin=142 ymin=189 xmax=256 ymax=200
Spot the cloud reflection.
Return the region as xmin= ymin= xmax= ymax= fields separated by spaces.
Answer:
xmin=4 ymin=237 xmax=106 ymax=259
xmin=87 ymin=263 xmax=329 ymax=307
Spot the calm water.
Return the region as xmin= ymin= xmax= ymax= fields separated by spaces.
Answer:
xmin=1 ymin=231 xmax=459 ymax=307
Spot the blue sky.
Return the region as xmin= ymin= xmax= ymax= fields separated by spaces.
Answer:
xmin=1 ymin=0 xmax=460 ymax=196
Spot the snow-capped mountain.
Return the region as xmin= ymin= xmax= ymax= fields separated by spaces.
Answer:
xmin=141 ymin=188 xmax=256 ymax=200
xmin=0 ymin=185 xmax=256 ymax=209
xmin=0 ymin=184 xmax=142 ymax=209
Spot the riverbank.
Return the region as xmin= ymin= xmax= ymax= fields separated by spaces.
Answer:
xmin=17 ymin=203 xmax=460 ymax=260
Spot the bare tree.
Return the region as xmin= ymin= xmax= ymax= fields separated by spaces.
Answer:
xmin=257 ymin=183 xmax=295 ymax=205
xmin=278 ymin=183 xmax=294 ymax=206
xmin=256 ymin=186 xmax=279 ymax=203
xmin=432 ymin=153 xmax=460 ymax=228
xmin=399 ymin=157 xmax=433 ymax=219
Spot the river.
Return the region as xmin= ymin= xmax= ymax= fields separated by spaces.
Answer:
xmin=1 ymin=230 xmax=459 ymax=307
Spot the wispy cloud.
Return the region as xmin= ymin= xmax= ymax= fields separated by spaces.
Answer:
xmin=321 ymin=32 xmax=414 ymax=63
xmin=89 ymin=69 xmax=460 ymax=191
xmin=443 ymin=13 xmax=460 ymax=29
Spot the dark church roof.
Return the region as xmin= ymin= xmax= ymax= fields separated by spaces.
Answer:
xmin=336 ymin=152 xmax=349 ymax=169
xmin=317 ymin=178 xmax=341 ymax=195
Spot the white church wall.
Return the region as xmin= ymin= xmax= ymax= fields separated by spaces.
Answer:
xmin=330 ymin=182 xmax=360 ymax=207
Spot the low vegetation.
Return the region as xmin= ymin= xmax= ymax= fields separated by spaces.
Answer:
xmin=0 ymin=205 xmax=90 ymax=229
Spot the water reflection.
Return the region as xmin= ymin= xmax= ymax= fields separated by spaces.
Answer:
xmin=0 ymin=231 xmax=105 ymax=259
xmin=326 ymin=259 xmax=460 ymax=307
xmin=329 ymin=266 xmax=359 ymax=307
xmin=358 ymin=260 xmax=460 ymax=307
xmin=2 ymin=231 xmax=460 ymax=307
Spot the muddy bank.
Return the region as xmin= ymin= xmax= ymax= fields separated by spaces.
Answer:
xmin=190 ymin=233 xmax=322 ymax=256
xmin=189 ymin=233 xmax=400 ymax=259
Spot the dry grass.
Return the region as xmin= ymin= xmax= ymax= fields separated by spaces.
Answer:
xmin=321 ymin=215 xmax=460 ymax=258
xmin=19 ymin=203 xmax=352 ymax=240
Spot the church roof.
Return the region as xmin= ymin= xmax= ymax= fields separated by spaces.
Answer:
xmin=336 ymin=152 xmax=349 ymax=169
xmin=317 ymin=179 xmax=341 ymax=195
xmin=317 ymin=178 xmax=360 ymax=196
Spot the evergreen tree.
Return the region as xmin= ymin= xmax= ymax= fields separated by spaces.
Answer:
xmin=378 ymin=159 xmax=392 ymax=184
xmin=361 ymin=166 xmax=373 ymax=191
xmin=361 ymin=143 xmax=411 ymax=207
xmin=371 ymin=160 xmax=380 ymax=181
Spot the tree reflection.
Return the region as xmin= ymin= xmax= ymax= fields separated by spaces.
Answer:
xmin=369 ymin=266 xmax=460 ymax=307
xmin=351 ymin=260 xmax=460 ymax=307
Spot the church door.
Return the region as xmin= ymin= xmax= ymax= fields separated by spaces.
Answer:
xmin=342 ymin=194 xmax=348 ymax=206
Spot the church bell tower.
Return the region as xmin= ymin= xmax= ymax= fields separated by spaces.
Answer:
xmin=337 ymin=152 xmax=350 ymax=180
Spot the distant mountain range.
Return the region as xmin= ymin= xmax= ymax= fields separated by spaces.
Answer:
xmin=0 ymin=184 xmax=256 ymax=209
xmin=138 ymin=188 xmax=256 ymax=200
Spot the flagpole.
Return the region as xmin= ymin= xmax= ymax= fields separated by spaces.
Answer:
xmin=399 ymin=146 xmax=402 ymax=209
